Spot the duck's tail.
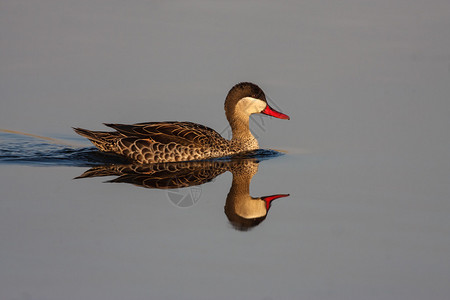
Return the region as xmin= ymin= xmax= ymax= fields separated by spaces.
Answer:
xmin=72 ymin=127 xmax=120 ymax=152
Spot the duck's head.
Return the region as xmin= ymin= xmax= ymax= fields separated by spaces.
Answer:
xmin=224 ymin=82 xmax=290 ymax=123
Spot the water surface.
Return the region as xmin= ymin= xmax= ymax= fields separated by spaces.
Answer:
xmin=1 ymin=1 xmax=449 ymax=299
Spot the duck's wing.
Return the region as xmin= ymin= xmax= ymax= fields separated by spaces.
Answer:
xmin=104 ymin=121 xmax=224 ymax=146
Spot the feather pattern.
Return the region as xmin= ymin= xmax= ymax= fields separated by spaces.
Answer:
xmin=73 ymin=82 xmax=289 ymax=164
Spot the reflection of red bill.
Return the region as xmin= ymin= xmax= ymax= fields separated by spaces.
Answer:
xmin=262 ymin=194 xmax=290 ymax=210
xmin=261 ymin=104 xmax=290 ymax=120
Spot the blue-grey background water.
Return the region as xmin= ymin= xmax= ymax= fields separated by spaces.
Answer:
xmin=1 ymin=1 xmax=449 ymax=299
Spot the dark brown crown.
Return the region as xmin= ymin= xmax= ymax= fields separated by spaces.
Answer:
xmin=224 ymin=82 xmax=266 ymax=121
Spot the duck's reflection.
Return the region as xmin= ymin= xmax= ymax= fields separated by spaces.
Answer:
xmin=76 ymin=159 xmax=289 ymax=231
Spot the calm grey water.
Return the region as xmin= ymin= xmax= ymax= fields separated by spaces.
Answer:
xmin=1 ymin=1 xmax=450 ymax=299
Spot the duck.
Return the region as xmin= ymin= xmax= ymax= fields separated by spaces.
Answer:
xmin=73 ymin=82 xmax=289 ymax=164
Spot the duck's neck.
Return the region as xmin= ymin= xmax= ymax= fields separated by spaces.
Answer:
xmin=228 ymin=116 xmax=259 ymax=150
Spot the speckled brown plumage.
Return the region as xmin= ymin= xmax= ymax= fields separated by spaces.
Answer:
xmin=73 ymin=82 xmax=289 ymax=164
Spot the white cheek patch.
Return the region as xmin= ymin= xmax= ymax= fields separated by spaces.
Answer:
xmin=237 ymin=97 xmax=267 ymax=115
